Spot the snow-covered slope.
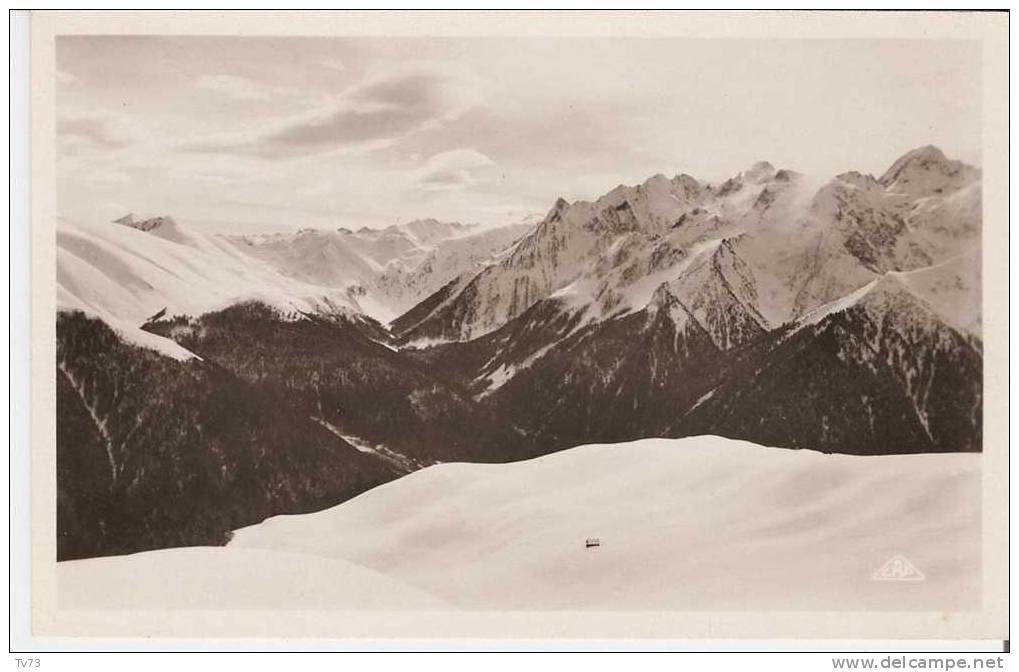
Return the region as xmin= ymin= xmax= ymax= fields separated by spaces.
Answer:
xmin=890 ymin=249 xmax=982 ymax=337
xmin=58 ymin=216 xmax=370 ymax=321
xmin=58 ymin=546 xmax=449 ymax=610
xmin=230 ymin=435 xmax=980 ymax=611
xmin=57 ymin=217 xmax=371 ymax=359
xmin=879 ymin=145 xmax=981 ymax=198
xmin=56 ymin=213 xmax=535 ymax=356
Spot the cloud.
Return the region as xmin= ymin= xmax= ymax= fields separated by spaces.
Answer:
xmin=195 ymin=74 xmax=274 ymax=102
xmin=57 ymin=113 xmax=139 ymax=151
xmin=87 ymin=169 xmax=133 ymax=184
xmin=184 ymin=66 xmax=477 ymax=158
xmin=320 ymin=59 xmax=346 ymax=72
xmin=416 ymin=148 xmax=495 ymax=191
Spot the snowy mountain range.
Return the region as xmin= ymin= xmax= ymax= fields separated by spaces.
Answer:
xmin=224 ymin=218 xmax=533 ymax=322
xmin=58 ymin=213 xmax=533 ymax=338
xmin=55 ymin=146 xmax=983 ymax=560
xmin=394 ymin=145 xmax=980 ymax=343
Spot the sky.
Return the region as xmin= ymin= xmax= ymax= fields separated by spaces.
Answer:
xmin=56 ymin=36 xmax=981 ymax=233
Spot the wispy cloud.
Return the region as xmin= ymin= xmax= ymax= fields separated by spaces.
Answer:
xmin=185 ymin=66 xmax=477 ymax=158
xmin=195 ymin=74 xmax=274 ymax=102
xmin=57 ymin=112 xmax=140 ymax=151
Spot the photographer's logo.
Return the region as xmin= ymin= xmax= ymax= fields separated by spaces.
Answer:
xmin=872 ymin=555 xmax=925 ymax=581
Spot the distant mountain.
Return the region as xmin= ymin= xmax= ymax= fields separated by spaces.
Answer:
xmin=393 ymin=150 xmax=979 ymax=343
xmin=397 ymin=146 xmax=981 ymax=454
xmin=59 ymin=213 xmax=533 ymax=333
xmin=57 ymin=214 xmax=369 ymax=345
xmin=113 ymin=213 xmax=175 ymax=233
xmin=879 ymin=145 xmax=981 ymax=198
xmin=224 ymin=218 xmax=533 ymax=322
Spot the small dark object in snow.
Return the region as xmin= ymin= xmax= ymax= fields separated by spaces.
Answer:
xmin=586 ymin=538 xmax=600 ymax=548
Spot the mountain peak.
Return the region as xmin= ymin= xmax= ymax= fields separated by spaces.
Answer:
xmin=398 ymin=219 xmax=468 ymax=244
xmin=897 ymin=144 xmax=946 ymax=163
xmin=113 ymin=213 xmax=176 ymax=233
xmin=879 ymin=145 xmax=977 ymax=196
xmin=545 ymin=197 xmax=571 ymax=221
xmin=773 ymin=168 xmax=800 ymax=182
xmin=744 ymin=161 xmax=776 ymax=183
xmin=880 ymin=145 xmax=945 ymax=178
xmin=642 ymin=173 xmax=672 ymax=188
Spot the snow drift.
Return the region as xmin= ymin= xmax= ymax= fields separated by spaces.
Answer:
xmin=58 ymin=547 xmax=448 ymax=610
xmin=229 ymin=436 xmax=979 ymax=611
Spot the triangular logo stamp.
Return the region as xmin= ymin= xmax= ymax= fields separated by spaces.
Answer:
xmin=871 ymin=554 xmax=926 ymax=581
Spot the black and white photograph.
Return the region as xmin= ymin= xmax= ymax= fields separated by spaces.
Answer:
xmin=13 ymin=9 xmax=1010 ymax=651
